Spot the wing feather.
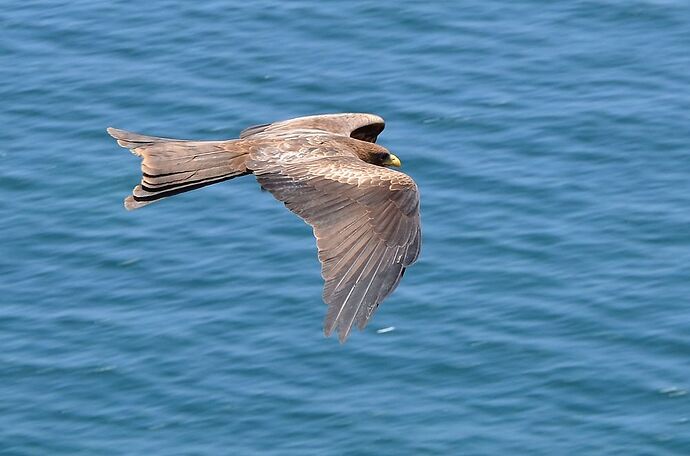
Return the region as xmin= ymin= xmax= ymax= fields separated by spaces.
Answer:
xmin=239 ymin=113 xmax=385 ymax=143
xmin=251 ymin=152 xmax=421 ymax=342
xmin=332 ymin=241 xmax=388 ymax=341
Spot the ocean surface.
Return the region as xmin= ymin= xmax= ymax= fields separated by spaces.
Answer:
xmin=2 ymin=1 xmax=689 ymax=454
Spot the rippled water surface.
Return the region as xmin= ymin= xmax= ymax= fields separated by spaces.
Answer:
xmin=2 ymin=1 xmax=690 ymax=454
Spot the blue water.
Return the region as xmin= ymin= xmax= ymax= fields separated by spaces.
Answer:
xmin=2 ymin=1 xmax=690 ymax=454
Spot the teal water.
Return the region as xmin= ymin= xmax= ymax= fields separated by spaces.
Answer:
xmin=2 ymin=1 xmax=690 ymax=454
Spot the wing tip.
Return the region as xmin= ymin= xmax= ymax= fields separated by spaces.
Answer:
xmin=338 ymin=327 xmax=351 ymax=344
xmin=323 ymin=321 xmax=336 ymax=338
xmin=323 ymin=319 xmax=352 ymax=344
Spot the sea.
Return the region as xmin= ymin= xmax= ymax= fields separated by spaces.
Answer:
xmin=2 ymin=1 xmax=689 ymax=454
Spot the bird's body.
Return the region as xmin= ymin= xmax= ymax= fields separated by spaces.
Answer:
xmin=108 ymin=113 xmax=421 ymax=342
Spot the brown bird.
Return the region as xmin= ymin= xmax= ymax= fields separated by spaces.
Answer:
xmin=108 ymin=113 xmax=421 ymax=342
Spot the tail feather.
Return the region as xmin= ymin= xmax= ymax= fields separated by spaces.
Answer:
xmin=107 ymin=127 xmax=177 ymax=150
xmin=108 ymin=127 xmax=251 ymax=210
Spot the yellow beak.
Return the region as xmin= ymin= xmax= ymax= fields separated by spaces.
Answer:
xmin=384 ymin=153 xmax=402 ymax=167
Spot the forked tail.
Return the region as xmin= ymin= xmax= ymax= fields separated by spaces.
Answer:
xmin=107 ymin=128 xmax=251 ymax=210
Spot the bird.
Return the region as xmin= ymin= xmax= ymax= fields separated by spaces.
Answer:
xmin=107 ymin=113 xmax=421 ymax=343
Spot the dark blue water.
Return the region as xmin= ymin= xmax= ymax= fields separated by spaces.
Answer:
xmin=2 ymin=1 xmax=690 ymax=454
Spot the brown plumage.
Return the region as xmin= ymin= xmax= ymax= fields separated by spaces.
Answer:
xmin=108 ymin=113 xmax=421 ymax=342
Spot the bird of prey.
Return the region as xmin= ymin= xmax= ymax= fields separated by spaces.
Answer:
xmin=108 ymin=113 xmax=421 ymax=342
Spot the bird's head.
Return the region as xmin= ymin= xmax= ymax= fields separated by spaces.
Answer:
xmin=374 ymin=151 xmax=402 ymax=167
xmin=353 ymin=142 xmax=402 ymax=168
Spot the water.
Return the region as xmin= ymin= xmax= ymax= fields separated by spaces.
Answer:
xmin=2 ymin=1 xmax=690 ymax=454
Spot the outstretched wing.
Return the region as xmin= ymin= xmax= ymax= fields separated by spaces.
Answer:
xmin=249 ymin=154 xmax=421 ymax=343
xmin=240 ymin=113 xmax=385 ymax=143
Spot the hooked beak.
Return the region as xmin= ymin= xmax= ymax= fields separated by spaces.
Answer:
xmin=384 ymin=153 xmax=402 ymax=167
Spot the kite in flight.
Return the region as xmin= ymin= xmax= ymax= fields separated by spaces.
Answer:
xmin=108 ymin=113 xmax=421 ymax=342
